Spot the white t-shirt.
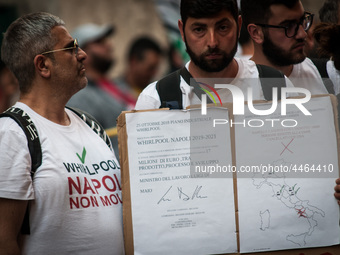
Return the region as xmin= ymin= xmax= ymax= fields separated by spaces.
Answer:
xmin=135 ymin=57 xmax=294 ymax=110
xmin=0 ymin=102 xmax=124 ymax=255
xmin=289 ymin=58 xmax=329 ymax=95
xmin=327 ymin=59 xmax=340 ymax=95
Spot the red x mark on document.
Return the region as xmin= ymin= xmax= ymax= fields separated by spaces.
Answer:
xmin=280 ymin=138 xmax=294 ymax=156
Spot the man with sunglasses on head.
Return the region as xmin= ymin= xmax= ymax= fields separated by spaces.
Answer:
xmin=241 ymin=0 xmax=333 ymax=94
xmin=0 ymin=12 xmax=124 ymax=255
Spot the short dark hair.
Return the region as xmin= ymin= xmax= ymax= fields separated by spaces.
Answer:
xmin=319 ymin=0 xmax=340 ymax=23
xmin=128 ymin=37 xmax=162 ymax=61
xmin=180 ymin=0 xmax=239 ymax=28
xmin=241 ymin=0 xmax=299 ymax=28
xmin=314 ymin=23 xmax=340 ymax=70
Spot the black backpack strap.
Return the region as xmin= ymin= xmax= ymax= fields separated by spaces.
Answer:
xmin=156 ymin=69 xmax=183 ymax=109
xmin=310 ymin=58 xmax=335 ymax=94
xmin=311 ymin=58 xmax=330 ymax=78
xmin=256 ymin=64 xmax=286 ymax=101
xmin=0 ymin=107 xmax=42 ymax=176
xmin=179 ymin=67 xmax=213 ymax=104
xmin=156 ymin=67 xmax=213 ymax=109
xmin=66 ymin=106 xmax=113 ymax=151
xmin=0 ymin=106 xmax=42 ymax=235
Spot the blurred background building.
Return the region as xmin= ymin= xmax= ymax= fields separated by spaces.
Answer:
xmin=0 ymin=0 xmax=326 ymax=81
xmin=0 ymin=0 xmax=169 ymax=80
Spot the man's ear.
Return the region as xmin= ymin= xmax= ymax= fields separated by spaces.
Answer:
xmin=33 ymin=55 xmax=51 ymax=78
xmin=248 ymin=24 xmax=264 ymax=44
xmin=178 ymin=19 xmax=185 ymax=42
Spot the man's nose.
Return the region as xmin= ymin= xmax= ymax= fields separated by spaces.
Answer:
xmin=77 ymin=47 xmax=87 ymax=61
xmin=295 ymin=23 xmax=307 ymax=40
xmin=207 ymin=30 xmax=218 ymax=48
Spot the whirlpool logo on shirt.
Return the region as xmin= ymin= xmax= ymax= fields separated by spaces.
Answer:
xmin=62 ymin=147 xmax=122 ymax=210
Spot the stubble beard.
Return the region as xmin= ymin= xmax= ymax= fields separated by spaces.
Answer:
xmin=184 ymin=33 xmax=238 ymax=73
xmin=262 ymin=32 xmax=306 ymax=67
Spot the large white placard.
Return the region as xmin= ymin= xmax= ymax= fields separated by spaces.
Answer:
xmin=236 ymin=96 xmax=340 ymax=253
xmin=126 ymin=109 xmax=237 ymax=255
xmin=123 ymin=96 xmax=340 ymax=254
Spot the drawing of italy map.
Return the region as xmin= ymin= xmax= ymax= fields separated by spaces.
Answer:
xmin=237 ymin=159 xmax=339 ymax=253
xmin=253 ymin=159 xmax=325 ymax=247
xmin=234 ymin=97 xmax=340 ymax=253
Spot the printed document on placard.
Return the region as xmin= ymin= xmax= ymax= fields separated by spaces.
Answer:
xmin=236 ymin=96 xmax=340 ymax=253
xmin=126 ymin=108 xmax=237 ymax=255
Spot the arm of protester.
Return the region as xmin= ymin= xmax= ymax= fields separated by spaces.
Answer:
xmin=0 ymin=198 xmax=28 ymax=255
xmin=334 ymin=178 xmax=340 ymax=206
